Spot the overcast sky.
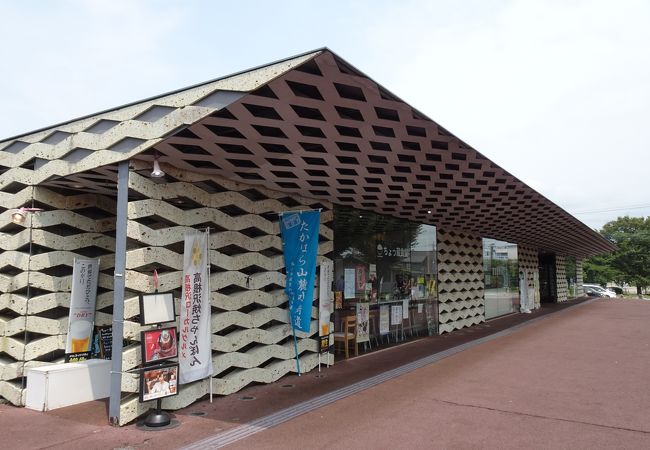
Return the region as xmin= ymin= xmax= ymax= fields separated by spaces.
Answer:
xmin=1 ymin=0 xmax=648 ymax=230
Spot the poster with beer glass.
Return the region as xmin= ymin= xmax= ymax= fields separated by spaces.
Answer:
xmin=139 ymin=363 xmax=179 ymax=402
xmin=65 ymin=258 xmax=100 ymax=360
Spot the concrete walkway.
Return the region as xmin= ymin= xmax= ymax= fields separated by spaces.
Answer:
xmin=224 ymin=299 xmax=650 ymax=449
xmin=1 ymin=299 xmax=649 ymax=449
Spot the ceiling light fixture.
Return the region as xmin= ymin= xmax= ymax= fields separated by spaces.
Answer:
xmin=151 ymin=153 xmax=165 ymax=178
xmin=11 ymin=207 xmax=44 ymax=225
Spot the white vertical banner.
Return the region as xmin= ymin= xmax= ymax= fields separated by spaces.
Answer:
xmin=379 ymin=305 xmax=390 ymax=335
xmin=66 ymin=258 xmax=100 ymax=353
xmin=318 ymin=260 xmax=333 ymax=349
xmin=179 ymin=230 xmax=213 ymax=384
xmin=519 ymin=272 xmax=530 ymax=313
xmin=390 ymin=305 xmax=403 ymax=326
xmin=344 ymin=268 xmax=355 ymax=299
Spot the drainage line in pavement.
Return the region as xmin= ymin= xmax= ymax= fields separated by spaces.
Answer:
xmin=181 ymin=299 xmax=596 ymax=450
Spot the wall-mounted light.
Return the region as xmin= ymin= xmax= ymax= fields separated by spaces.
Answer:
xmin=12 ymin=203 xmax=43 ymax=394
xmin=151 ymin=153 xmax=165 ymax=178
xmin=11 ymin=207 xmax=43 ymax=225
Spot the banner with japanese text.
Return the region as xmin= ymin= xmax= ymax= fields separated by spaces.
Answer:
xmin=179 ymin=230 xmax=213 ymax=384
xmin=356 ymin=302 xmax=369 ymax=343
xmin=65 ymin=258 xmax=100 ymax=354
xmin=318 ymin=259 xmax=333 ymax=353
xmin=280 ymin=210 xmax=321 ymax=333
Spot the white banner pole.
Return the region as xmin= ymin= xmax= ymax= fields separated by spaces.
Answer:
xmin=206 ymin=227 xmax=214 ymax=402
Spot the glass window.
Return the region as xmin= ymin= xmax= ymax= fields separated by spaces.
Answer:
xmin=565 ymin=257 xmax=577 ymax=297
xmin=332 ymin=206 xmax=438 ymax=357
xmin=483 ymin=238 xmax=519 ymax=319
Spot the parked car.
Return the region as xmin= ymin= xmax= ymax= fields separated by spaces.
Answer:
xmin=608 ymin=286 xmax=624 ymax=295
xmin=583 ymin=286 xmax=606 ymax=297
xmin=583 ymin=284 xmax=617 ymax=298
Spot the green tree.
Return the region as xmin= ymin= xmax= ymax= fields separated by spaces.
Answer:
xmin=591 ymin=216 xmax=650 ymax=296
xmin=583 ymin=253 xmax=622 ymax=286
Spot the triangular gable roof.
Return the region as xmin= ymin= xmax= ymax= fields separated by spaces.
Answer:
xmin=0 ymin=48 xmax=614 ymax=257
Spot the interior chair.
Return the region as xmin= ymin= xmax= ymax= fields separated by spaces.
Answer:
xmin=333 ymin=315 xmax=358 ymax=358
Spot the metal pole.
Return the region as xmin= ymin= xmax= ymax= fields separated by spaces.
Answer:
xmin=292 ymin=323 xmax=301 ymax=376
xmin=109 ymin=161 xmax=129 ymax=426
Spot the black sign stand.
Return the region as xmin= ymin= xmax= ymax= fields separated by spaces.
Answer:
xmin=142 ymin=312 xmax=172 ymax=428
xmin=143 ymin=396 xmax=170 ymax=427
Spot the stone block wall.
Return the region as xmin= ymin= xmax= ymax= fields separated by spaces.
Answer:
xmin=118 ymin=165 xmax=332 ymax=425
xmin=0 ymin=166 xmax=333 ymax=426
xmin=576 ymin=259 xmax=584 ymax=297
xmin=518 ymin=245 xmax=540 ymax=309
xmin=555 ymin=255 xmax=568 ymax=302
xmin=0 ymin=186 xmax=117 ymax=405
xmin=436 ymin=229 xmax=484 ymax=333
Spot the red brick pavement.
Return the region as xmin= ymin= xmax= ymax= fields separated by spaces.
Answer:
xmin=2 ymin=298 xmax=648 ymax=449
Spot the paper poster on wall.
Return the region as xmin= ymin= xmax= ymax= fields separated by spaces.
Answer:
xmin=356 ymin=302 xmax=370 ymax=343
xmin=402 ymin=299 xmax=409 ymax=319
xmin=334 ymin=291 xmax=343 ymax=309
xmin=391 ymin=305 xmax=403 ymax=326
xmin=379 ymin=305 xmax=390 ymax=335
xmin=427 ymin=277 xmax=437 ymax=298
xmin=344 ymin=268 xmax=355 ymax=299
xmin=417 ymin=303 xmax=423 ymax=314
xmin=65 ymin=258 xmax=100 ymax=354
xmin=355 ymin=265 xmax=367 ymax=291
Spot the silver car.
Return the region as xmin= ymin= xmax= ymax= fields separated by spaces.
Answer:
xmin=583 ymin=284 xmax=616 ymax=298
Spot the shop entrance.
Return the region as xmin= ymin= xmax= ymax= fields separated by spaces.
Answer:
xmin=538 ymin=253 xmax=557 ymax=303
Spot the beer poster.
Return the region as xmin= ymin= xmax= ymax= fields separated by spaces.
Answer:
xmin=65 ymin=258 xmax=100 ymax=354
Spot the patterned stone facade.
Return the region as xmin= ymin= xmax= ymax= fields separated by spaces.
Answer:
xmin=555 ymin=255 xmax=568 ymax=302
xmin=436 ymin=229 xmax=484 ymax=333
xmin=0 ymin=186 xmax=117 ymax=405
xmin=0 ymin=163 xmax=333 ymax=426
xmin=120 ymin=164 xmax=332 ymax=425
xmin=518 ymin=245 xmax=540 ymax=309
xmin=576 ymin=259 xmax=584 ymax=297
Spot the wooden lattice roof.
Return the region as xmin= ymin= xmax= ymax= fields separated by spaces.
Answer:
xmin=0 ymin=48 xmax=614 ymax=258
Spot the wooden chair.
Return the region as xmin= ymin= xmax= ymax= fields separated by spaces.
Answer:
xmin=333 ymin=315 xmax=358 ymax=358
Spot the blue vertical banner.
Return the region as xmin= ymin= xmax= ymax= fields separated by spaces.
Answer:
xmin=280 ymin=210 xmax=321 ymax=333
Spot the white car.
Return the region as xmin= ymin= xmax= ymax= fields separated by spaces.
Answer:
xmin=583 ymin=284 xmax=616 ymax=298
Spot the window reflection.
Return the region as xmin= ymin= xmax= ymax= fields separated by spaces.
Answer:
xmin=483 ymin=238 xmax=519 ymax=319
xmin=565 ymin=257 xmax=577 ymax=297
xmin=333 ymin=206 xmax=438 ymax=355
